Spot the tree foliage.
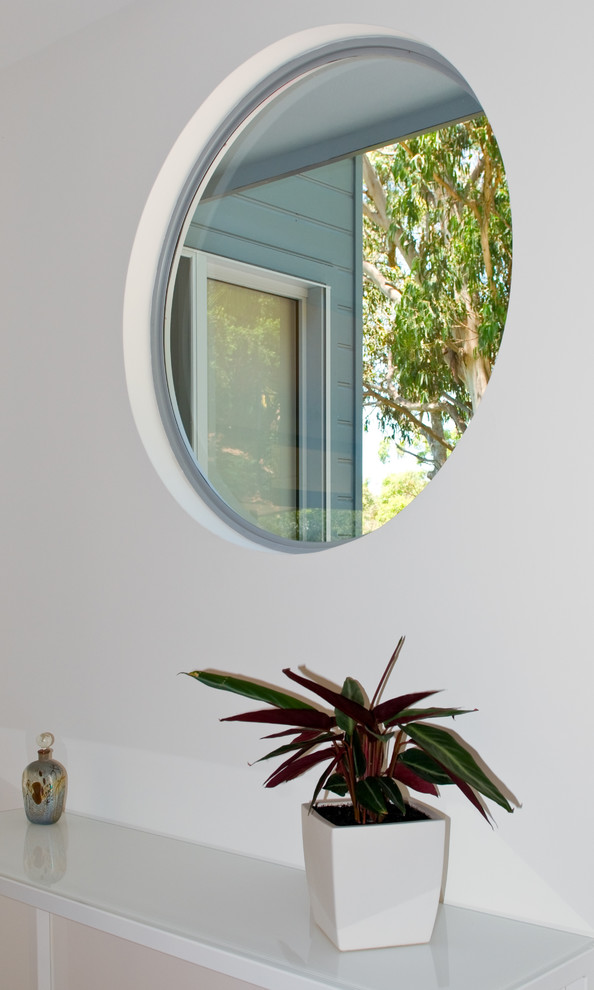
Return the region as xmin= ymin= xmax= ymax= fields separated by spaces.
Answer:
xmin=363 ymin=471 xmax=428 ymax=532
xmin=363 ymin=115 xmax=512 ymax=476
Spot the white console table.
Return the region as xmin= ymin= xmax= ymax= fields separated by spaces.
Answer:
xmin=0 ymin=810 xmax=592 ymax=990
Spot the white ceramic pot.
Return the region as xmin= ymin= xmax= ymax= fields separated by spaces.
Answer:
xmin=301 ymin=799 xmax=448 ymax=951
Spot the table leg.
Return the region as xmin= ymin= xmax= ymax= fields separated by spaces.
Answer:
xmin=35 ymin=909 xmax=52 ymax=990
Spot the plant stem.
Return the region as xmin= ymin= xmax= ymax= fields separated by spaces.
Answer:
xmin=388 ymin=728 xmax=406 ymax=777
xmin=370 ymin=637 xmax=405 ymax=709
xmin=341 ymin=744 xmax=360 ymax=823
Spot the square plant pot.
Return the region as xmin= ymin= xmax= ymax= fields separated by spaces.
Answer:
xmin=301 ymin=799 xmax=448 ymax=951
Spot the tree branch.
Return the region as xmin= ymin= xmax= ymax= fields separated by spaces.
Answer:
xmin=379 ymin=441 xmax=434 ymax=467
xmin=362 ymin=153 xmax=389 ymax=229
xmin=363 ymin=260 xmax=402 ymax=304
xmin=363 ymin=153 xmax=418 ymax=271
xmin=363 ymin=385 xmax=454 ymax=451
xmin=363 ymin=203 xmax=384 ymax=229
xmin=465 ymin=156 xmax=485 ymax=195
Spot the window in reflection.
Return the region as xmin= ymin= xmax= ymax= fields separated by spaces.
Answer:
xmin=206 ymin=278 xmax=299 ymax=538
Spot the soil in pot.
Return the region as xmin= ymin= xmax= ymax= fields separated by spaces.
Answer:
xmin=314 ymin=803 xmax=431 ymax=827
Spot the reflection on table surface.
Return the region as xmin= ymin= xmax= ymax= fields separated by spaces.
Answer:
xmin=0 ymin=810 xmax=592 ymax=990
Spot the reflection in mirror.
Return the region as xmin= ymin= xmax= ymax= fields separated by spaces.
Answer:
xmin=163 ymin=43 xmax=511 ymax=548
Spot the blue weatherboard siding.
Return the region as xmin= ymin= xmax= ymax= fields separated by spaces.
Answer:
xmin=187 ymin=157 xmax=363 ymax=540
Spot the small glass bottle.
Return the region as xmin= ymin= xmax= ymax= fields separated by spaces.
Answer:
xmin=22 ymin=733 xmax=67 ymax=825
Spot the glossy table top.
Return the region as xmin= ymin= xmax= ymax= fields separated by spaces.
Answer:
xmin=0 ymin=810 xmax=592 ymax=990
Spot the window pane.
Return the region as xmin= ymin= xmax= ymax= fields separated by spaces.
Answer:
xmin=204 ymin=279 xmax=299 ymax=539
xmin=169 ymin=255 xmax=193 ymax=442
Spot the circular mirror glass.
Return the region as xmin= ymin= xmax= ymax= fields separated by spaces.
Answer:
xmin=157 ymin=38 xmax=511 ymax=550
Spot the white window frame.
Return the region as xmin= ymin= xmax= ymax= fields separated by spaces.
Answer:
xmin=164 ymin=249 xmax=331 ymax=541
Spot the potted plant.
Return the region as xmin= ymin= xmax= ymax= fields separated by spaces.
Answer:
xmin=184 ymin=637 xmax=516 ymax=950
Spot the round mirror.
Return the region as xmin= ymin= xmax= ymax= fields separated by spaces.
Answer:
xmin=154 ymin=37 xmax=511 ymax=550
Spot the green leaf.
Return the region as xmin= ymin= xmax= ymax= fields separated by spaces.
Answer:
xmin=398 ymin=747 xmax=453 ymax=785
xmin=324 ymin=773 xmax=349 ymax=796
xmin=185 ymin=671 xmax=314 ymax=710
xmin=355 ymin=778 xmax=388 ymax=816
xmin=404 ymin=723 xmax=513 ymax=812
xmin=310 ymin=759 xmax=340 ymax=808
xmin=343 ymin=677 xmax=366 ymax=706
xmin=282 ymin=669 xmax=376 ymax=729
xmin=352 ymin=728 xmax=367 ymax=778
xmin=392 ymin=760 xmax=439 ymax=796
xmin=393 ymin=706 xmax=476 ymax=726
xmin=377 ymin=776 xmax=406 ymax=812
xmin=335 ymin=677 xmax=365 ymax=736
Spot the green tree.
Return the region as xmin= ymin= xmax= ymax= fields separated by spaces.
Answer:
xmin=364 ymin=471 xmax=428 ymax=532
xmin=362 ymin=116 xmax=511 ymax=476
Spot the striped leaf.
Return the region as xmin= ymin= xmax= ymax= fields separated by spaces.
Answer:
xmin=185 ymin=671 xmax=314 ymax=710
xmin=392 ymin=761 xmax=439 ymax=796
xmin=390 ymin=706 xmax=477 ymax=726
xmin=405 ymin=723 xmax=513 ymax=812
xmin=397 ymin=748 xmax=455 ymax=785
xmin=335 ymin=677 xmax=366 ymax=736
xmin=324 ymin=773 xmax=349 ymax=796
xmin=377 ymin=776 xmax=406 ymax=813
xmin=355 ymin=778 xmax=388 ymax=816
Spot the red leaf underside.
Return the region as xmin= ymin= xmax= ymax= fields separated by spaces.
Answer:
xmin=222 ymin=708 xmax=334 ymax=729
xmin=261 ymin=728 xmax=324 ymax=740
xmin=282 ymin=669 xmax=376 ymax=729
xmin=372 ymin=691 xmax=440 ymax=725
xmin=392 ymin=762 xmax=439 ymax=796
xmin=265 ymin=746 xmax=337 ymax=787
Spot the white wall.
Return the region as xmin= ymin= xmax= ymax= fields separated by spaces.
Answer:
xmin=1 ymin=0 xmax=593 ymax=938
